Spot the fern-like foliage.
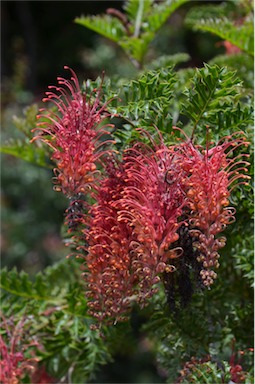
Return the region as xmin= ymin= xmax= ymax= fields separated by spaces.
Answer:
xmin=116 ymin=66 xmax=176 ymax=130
xmin=106 ymin=63 xmax=253 ymax=148
xmin=186 ymin=4 xmax=254 ymax=57
xmin=145 ymin=0 xmax=188 ymax=33
xmin=75 ymin=0 xmax=188 ymax=67
xmin=0 ymin=260 xmax=112 ymax=382
xmin=209 ymin=53 xmax=254 ymax=89
xmin=232 ymin=235 xmax=254 ymax=287
xmin=0 ymin=260 xmax=79 ymax=310
xmin=180 ymin=64 xmax=253 ymax=139
xmin=146 ymin=274 xmax=254 ymax=383
xmin=75 ymin=14 xmax=125 ymax=43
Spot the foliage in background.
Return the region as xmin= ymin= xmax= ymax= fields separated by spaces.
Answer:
xmin=75 ymin=0 xmax=189 ymax=68
xmin=1 ymin=0 xmax=253 ymax=382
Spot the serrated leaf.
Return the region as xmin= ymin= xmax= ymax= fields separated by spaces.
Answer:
xmin=209 ymin=53 xmax=254 ymax=89
xmin=124 ymin=0 xmax=153 ymax=22
xmin=145 ymin=0 xmax=188 ymax=34
xmin=0 ymin=267 xmax=63 ymax=304
xmin=119 ymin=32 xmax=154 ymax=64
xmin=181 ymin=64 xmax=244 ymax=132
xmin=1 ymin=103 xmax=50 ymax=167
xmin=76 ymin=0 xmax=189 ymax=66
xmin=120 ymin=0 xmax=189 ymax=64
xmin=12 ymin=104 xmax=39 ymax=137
xmin=116 ymin=67 xmax=176 ymax=130
xmin=186 ymin=6 xmax=254 ymax=56
xmin=75 ymin=15 xmax=125 ymax=43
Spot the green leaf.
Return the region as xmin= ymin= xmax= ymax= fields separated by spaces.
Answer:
xmin=1 ymin=138 xmax=50 ymax=168
xmin=119 ymin=32 xmax=154 ymax=65
xmin=181 ymin=64 xmax=244 ymax=133
xmin=186 ymin=5 xmax=254 ymax=56
xmin=12 ymin=104 xmax=39 ymax=137
xmin=0 ymin=267 xmax=63 ymax=306
xmin=179 ymin=361 xmax=231 ymax=383
xmin=76 ymin=0 xmax=189 ymax=67
xmin=145 ymin=0 xmax=189 ymax=34
xmin=115 ymin=67 xmax=176 ymax=133
xmin=0 ymin=260 xmax=113 ymax=381
xmin=75 ymin=15 xmax=125 ymax=43
xmin=123 ymin=0 xmax=153 ymax=23
xmin=1 ymin=103 xmax=51 ymax=167
xmin=120 ymin=0 xmax=189 ymax=65
xmin=209 ymin=53 xmax=254 ymax=89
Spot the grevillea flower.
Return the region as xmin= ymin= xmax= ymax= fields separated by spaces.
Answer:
xmin=85 ymin=157 xmax=136 ymax=324
xmin=117 ymin=136 xmax=186 ymax=304
xmin=85 ymin=134 xmax=187 ymax=324
xmin=32 ymin=66 xmax=114 ymax=198
xmin=174 ymin=131 xmax=250 ymax=286
xmin=0 ymin=316 xmax=39 ymax=384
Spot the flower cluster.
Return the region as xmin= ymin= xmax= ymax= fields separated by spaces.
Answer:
xmin=85 ymin=138 xmax=186 ymax=323
xmin=33 ymin=69 xmax=250 ymax=325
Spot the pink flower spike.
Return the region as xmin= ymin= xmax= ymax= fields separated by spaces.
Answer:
xmin=175 ymin=131 xmax=250 ymax=287
xmin=32 ymin=67 xmax=114 ymax=198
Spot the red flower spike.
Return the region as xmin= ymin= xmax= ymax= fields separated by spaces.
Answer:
xmin=115 ymin=136 xmax=186 ymax=306
xmin=85 ymin=135 xmax=187 ymax=324
xmin=32 ymin=67 xmax=114 ymax=198
xmin=0 ymin=316 xmax=39 ymax=384
xmin=85 ymin=158 xmax=136 ymax=324
xmin=175 ymin=131 xmax=250 ymax=286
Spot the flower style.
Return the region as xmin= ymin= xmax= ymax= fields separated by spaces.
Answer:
xmin=32 ymin=66 xmax=114 ymax=198
xmin=175 ymin=132 xmax=250 ymax=286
